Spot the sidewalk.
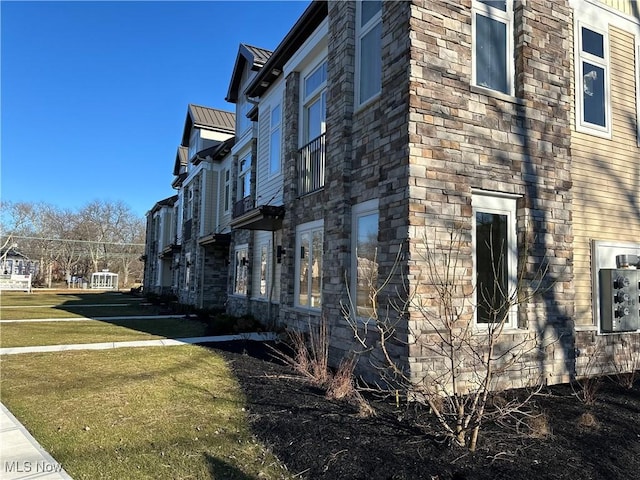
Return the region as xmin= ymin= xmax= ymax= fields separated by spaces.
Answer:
xmin=0 ymin=403 xmax=72 ymax=480
xmin=0 ymin=332 xmax=277 ymax=356
xmin=0 ymin=332 xmax=277 ymax=479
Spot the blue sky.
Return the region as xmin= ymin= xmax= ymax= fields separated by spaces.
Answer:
xmin=1 ymin=0 xmax=309 ymax=218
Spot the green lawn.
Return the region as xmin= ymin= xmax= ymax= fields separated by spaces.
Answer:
xmin=0 ymin=346 xmax=293 ymax=479
xmin=0 ymin=291 xmax=160 ymax=320
xmin=0 ymin=318 xmax=210 ymax=348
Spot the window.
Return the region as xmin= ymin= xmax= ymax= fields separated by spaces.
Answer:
xmin=303 ymin=61 xmax=327 ymax=144
xmin=234 ymin=245 xmax=248 ymax=295
xmin=185 ymin=186 xmax=193 ymax=220
xmin=576 ymin=24 xmax=609 ymax=135
xmin=188 ymin=129 xmax=199 ymax=160
xmin=259 ymin=244 xmax=268 ymax=297
xmin=295 ymin=220 xmax=323 ymax=309
xmin=356 ymin=0 xmax=382 ymax=106
xmin=238 ymin=154 xmax=251 ymax=200
xmin=472 ymin=0 xmax=513 ymax=95
xmin=270 ymin=104 xmax=282 ymax=175
xmin=185 ymin=252 xmax=191 ymax=291
xmin=223 ymin=169 xmax=231 ymax=213
xmin=472 ymin=192 xmax=518 ymax=327
xmin=352 ymin=200 xmax=379 ymax=318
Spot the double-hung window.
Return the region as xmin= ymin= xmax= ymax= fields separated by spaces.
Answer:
xmin=270 ymin=104 xmax=282 ymax=175
xmin=576 ymin=24 xmax=610 ymax=136
xmin=234 ymin=245 xmax=248 ymax=295
xmin=303 ymin=61 xmax=327 ymax=145
xmin=295 ymin=220 xmax=323 ymax=309
xmin=356 ymin=0 xmax=382 ymax=106
xmin=352 ymin=200 xmax=379 ymax=318
xmin=188 ymin=129 xmax=199 ymax=160
xmin=472 ymin=0 xmax=514 ymax=95
xmin=472 ymin=192 xmax=518 ymax=328
xmin=223 ymin=169 xmax=231 ymax=214
xmin=238 ymin=154 xmax=251 ymax=201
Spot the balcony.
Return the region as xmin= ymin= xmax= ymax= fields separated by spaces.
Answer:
xmin=233 ymin=196 xmax=255 ymax=218
xmin=298 ymin=133 xmax=325 ymax=196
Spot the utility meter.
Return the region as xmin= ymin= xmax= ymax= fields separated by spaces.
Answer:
xmin=600 ymin=269 xmax=640 ymax=332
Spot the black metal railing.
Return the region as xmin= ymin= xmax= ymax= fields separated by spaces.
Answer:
xmin=298 ymin=133 xmax=325 ymax=196
xmin=233 ymin=196 xmax=255 ymax=218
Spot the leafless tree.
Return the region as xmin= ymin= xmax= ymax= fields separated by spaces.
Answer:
xmin=343 ymin=228 xmax=556 ymax=451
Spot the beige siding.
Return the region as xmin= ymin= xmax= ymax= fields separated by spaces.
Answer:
xmin=201 ymin=169 xmax=219 ymax=236
xmin=572 ymin=25 xmax=640 ymax=325
xmin=599 ymin=0 xmax=640 ymax=19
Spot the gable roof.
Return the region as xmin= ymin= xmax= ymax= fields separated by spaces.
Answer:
xmin=181 ymin=104 xmax=235 ymax=146
xmin=193 ymin=137 xmax=236 ymax=165
xmin=173 ymin=146 xmax=188 ymax=176
xmin=150 ymin=195 xmax=178 ymax=214
xmin=225 ymin=43 xmax=273 ymax=103
xmin=246 ymin=1 xmax=327 ymax=98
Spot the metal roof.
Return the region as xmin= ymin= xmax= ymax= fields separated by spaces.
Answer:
xmin=225 ymin=43 xmax=274 ymax=103
xmin=247 ymin=1 xmax=326 ymax=98
xmin=181 ymin=104 xmax=235 ymax=146
xmin=173 ymin=146 xmax=189 ymax=176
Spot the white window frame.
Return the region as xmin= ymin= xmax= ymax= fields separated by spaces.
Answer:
xmin=188 ymin=129 xmax=199 ymax=160
xmin=184 ymin=252 xmax=191 ymax=291
xmin=258 ymin=243 xmax=270 ymax=298
xmin=302 ymin=60 xmax=327 ymax=146
xmin=223 ymin=168 xmax=231 ymax=214
xmin=238 ymin=153 xmax=251 ymax=201
xmin=185 ymin=186 xmax=194 ymax=220
xmin=575 ymin=21 xmax=611 ymax=138
xmin=294 ymin=219 xmax=324 ymax=310
xmin=355 ymin=0 xmax=382 ymax=107
xmin=233 ymin=244 xmax=249 ymax=296
xmin=351 ymin=199 xmax=379 ymax=319
xmin=471 ymin=0 xmax=514 ymax=96
xmin=472 ymin=191 xmax=519 ymax=329
xmin=269 ymin=103 xmax=282 ymax=176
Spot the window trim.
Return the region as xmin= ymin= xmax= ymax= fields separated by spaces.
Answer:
xmin=351 ymin=199 xmax=379 ymax=320
xmin=233 ymin=244 xmax=249 ymax=296
xmin=238 ymin=153 xmax=251 ymax=201
xmin=355 ymin=0 xmax=382 ymax=108
xmin=575 ymin=21 xmax=611 ymax=138
xmin=301 ymin=60 xmax=327 ymax=147
xmin=294 ymin=219 xmax=324 ymax=310
xmin=471 ymin=191 xmax=519 ymax=329
xmin=471 ymin=0 xmax=514 ymax=97
xmin=269 ymin=103 xmax=282 ymax=176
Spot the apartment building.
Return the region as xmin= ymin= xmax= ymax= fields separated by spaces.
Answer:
xmin=144 ymin=0 xmax=640 ymax=387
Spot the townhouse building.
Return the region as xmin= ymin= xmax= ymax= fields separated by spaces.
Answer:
xmin=144 ymin=0 xmax=640 ymax=388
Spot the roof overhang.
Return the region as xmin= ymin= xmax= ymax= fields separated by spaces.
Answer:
xmin=159 ymin=243 xmax=181 ymax=259
xmin=226 ymin=44 xmax=272 ymax=104
xmin=231 ymin=205 xmax=285 ymax=231
xmin=245 ymin=1 xmax=328 ymax=98
xmin=198 ymin=232 xmax=231 ymax=247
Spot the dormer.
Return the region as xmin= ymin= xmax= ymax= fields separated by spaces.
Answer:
xmin=225 ymin=44 xmax=272 ymax=138
xmin=181 ymin=104 xmax=235 ymax=163
xmin=171 ymin=146 xmax=189 ymax=189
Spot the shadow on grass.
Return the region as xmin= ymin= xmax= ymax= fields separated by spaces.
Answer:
xmin=204 ymin=453 xmax=257 ymax=480
xmin=48 ymin=291 xmax=266 ymax=341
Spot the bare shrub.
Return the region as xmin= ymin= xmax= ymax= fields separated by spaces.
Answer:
xmin=343 ymin=229 xmax=558 ymax=451
xmin=610 ymin=337 xmax=640 ymax=389
xmin=577 ymin=411 xmax=599 ymax=430
xmin=271 ymin=318 xmax=375 ymax=416
xmin=525 ymin=412 xmax=552 ymax=439
xmin=572 ymin=339 xmax=605 ymax=406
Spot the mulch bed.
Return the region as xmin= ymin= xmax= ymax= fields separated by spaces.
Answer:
xmin=207 ymin=341 xmax=640 ymax=480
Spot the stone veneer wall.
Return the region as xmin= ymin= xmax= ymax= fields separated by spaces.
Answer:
xmin=405 ymin=0 xmax=575 ymax=389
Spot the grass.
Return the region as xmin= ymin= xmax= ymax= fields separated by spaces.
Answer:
xmin=1 ymin=291 xmax=155 ymax=320
xmin=0 ymin=346 xmax=294 ymax=480
xmin=0 ymin=318 xmax=210 ymax=348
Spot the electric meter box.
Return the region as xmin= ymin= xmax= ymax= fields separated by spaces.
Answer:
xmin=600 ymin=269 xmax=640 ymax=333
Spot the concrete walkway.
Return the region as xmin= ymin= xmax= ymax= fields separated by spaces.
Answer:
xmin=0 ymin=403 xmax=72 ymax=479
xmin=0 ymin=331 xmax=277 ymax=479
